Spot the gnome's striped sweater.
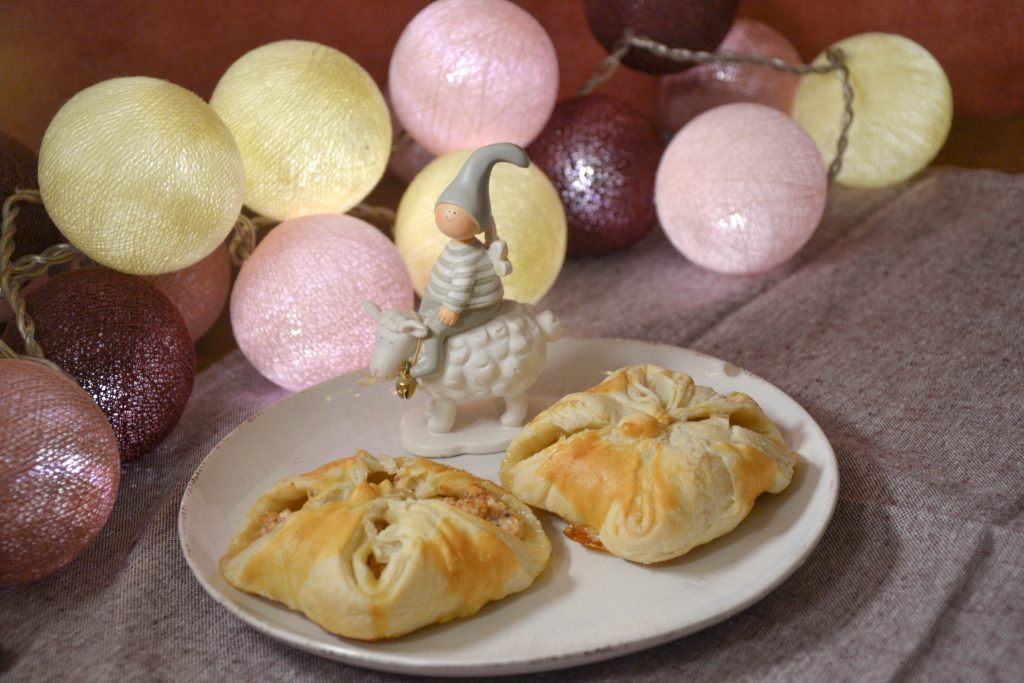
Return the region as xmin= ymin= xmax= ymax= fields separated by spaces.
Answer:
xmin=424 ymin=239 xmax=503 ymax=313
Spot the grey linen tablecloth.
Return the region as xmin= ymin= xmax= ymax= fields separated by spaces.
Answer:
xmin=2 ymin=167 xmax=1022 ymax=681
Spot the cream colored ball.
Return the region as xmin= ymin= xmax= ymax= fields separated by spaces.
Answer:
xmin=38 ymin=77 xmax=244 ymax=275
xmin=395 ymin=150 xmax=566 ymax=304
xmin=793 ymin=33 xmax=953 ymax=188
xmin=210 ymin=40 xmax=391 ymax=220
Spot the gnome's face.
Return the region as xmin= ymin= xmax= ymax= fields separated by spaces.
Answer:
xmin=434 ymin=203 xmax=481 ymax=240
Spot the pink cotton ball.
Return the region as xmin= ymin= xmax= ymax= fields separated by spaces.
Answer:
xmin=655 ymin=103 xmax=827 ymax=275
xmin=657 ymin=19 xmax=801 ymax=133
xmin=388 ymin=0 xmax=559 ymax=155
xmin=230 ymin=214 xmax=413 ymax=391
xmin=144 ymin=243 xmax=231 ymax=341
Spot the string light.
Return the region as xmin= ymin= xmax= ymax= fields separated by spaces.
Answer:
xmin=394 ymin=149 xmax=566 ymax=304
xmin=0 ymin=358 xmax=120 ymax=586
xmin=230 ymin=214 xmax=413 ymax=392
xmin=655 ymin=104 xmax=827 ymax=274
xmin=37 ymin=77 xmax=245 ymax=275
xmin=0 ymin=9 xmax=959 ymax=583
xmin=211 ymin=40 xmax=392 ymax=220
xmin=793 ymin=33 xmax=953 ymax=189
xmin=389 ymin=0 xmax=559 ymax=155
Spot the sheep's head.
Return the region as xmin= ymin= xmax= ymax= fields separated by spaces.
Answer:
xmin=362 ymin=300 xmax=428 ymax=380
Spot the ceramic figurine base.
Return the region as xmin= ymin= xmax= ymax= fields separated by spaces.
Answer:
xmin=400 ymin=396 xmax=549 ymax=457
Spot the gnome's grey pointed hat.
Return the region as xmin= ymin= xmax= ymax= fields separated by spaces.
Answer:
xmin=435 ymin=143 xmax=530 ymax=235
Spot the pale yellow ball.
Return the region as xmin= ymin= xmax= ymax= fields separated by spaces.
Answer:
xmin=38 ymin=77 xmax=245 ymax=275
xmin=395 ymin=150 xmax=567 ymax=304
xmin=210 ymin=40 xmax=391 ymax=220
xmin=793 ymin=33 xmax=953 ymax=188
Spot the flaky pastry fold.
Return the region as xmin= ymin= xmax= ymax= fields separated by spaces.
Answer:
xmin=500 ymin=365 xmax=798 ymax=564
xmin=221 ymin=452 xmax=550 ymax=639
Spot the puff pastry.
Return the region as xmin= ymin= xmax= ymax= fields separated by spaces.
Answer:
xmin=221 ymin=452 xmax=550 ymax=640
xmin=500 ymin=365 xmax=798 ymax=564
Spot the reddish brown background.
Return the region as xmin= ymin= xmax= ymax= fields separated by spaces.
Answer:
xmin=1 ymin=0 xmax=1021 ymax=151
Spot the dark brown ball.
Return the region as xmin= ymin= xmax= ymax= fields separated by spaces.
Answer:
xmin=584 ymin=0 xmax=740 ymax=74
xmin=528 ymin=95 xmax=664 ymax=256
xmin=0 ymin=359 xmax=120 ymax=585
xmin=0 ymin=129 xmax=64 ymax=260
xmin=4 ymin=268 xmax=195 ymax=460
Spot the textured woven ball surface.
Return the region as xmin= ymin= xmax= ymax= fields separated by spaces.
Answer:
xmin=394 ymin=149 xmax=567 ymax=304
xmin=210 ymin=40 xmax=391 ymax=221
xmin=655 ymin=103 xmax=827 ymax=274
xmin=145 ymin=243 xmax=231 ymax=341
xmin=38 ymin=77 xmax=245 ymax=275
xmin=584 ymin=0 xmax=740 ymax=74
xmin=4 ymin=268 xmax=196 ymax=459
xmin=657 ymin=18 xmax=801 ymax=132
xmin=0 ymin=359 xmax=120 ymax=585
xmin=389 ymin=0 xmax=559 ymax=155
xmin=528 ymin=94 xmax=663 ymax=256
xmin=0 ymin=129 xmax=64 ymax=261
xmin=793 ymin=33 xmax=953 ymax=188
xmin=230 ymin=214 xmax=413 ymax=392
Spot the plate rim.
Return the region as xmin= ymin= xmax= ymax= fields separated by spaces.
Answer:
xmin=178 ymin=337 xmax=839 ymax=677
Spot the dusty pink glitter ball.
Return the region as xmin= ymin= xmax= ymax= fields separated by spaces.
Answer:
xmin=1 ymin=359 xmax=120 ymax=585
xmin=388 ymin=0 xmax=559 ymax=155
xmin=655 ymin=103 xmax=827 ymax=275
xmin=658 ymin=19 xmax=801 ymax=133
xmin=230 ymin=214 xmax=413 ymax=391
xmin=144 ymin=242 xmax=231 ymax=341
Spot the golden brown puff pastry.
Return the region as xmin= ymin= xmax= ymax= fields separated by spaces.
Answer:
xmin=499 ymin=365 xmax=798 ymax=564
xmin=220 ymin=452 xmax=550 ymax=640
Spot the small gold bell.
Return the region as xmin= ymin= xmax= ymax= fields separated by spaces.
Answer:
xmin=395 ymin=361 xmax=417 ymax=399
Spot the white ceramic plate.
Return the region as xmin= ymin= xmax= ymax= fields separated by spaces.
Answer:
xmin=179 ymin=338 xmax=838 ymax=677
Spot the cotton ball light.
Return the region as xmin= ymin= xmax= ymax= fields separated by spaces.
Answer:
xmin=655 ymin=104 xmax=826 ymax=274
xmin=584 ymin=0 xmax=740 ymax=74
xmin=386 ymin=96 xmax=435 ymax=183
xmin=0 ymin=260 xmax=82 ymax=327
xmin=38 ymin=77 xmax=244 ymax=275
xmin=4 ymin=268 xmax=196 ymax=459
xmin=144 ymin=242 xmax=231 ymax=341
xmin=389 ymin=0 xmax=559 ymax=156
xmin=0 ymin=127 xmax=75 ymax=326
xmin=0 ymin=360 xmax=120 ymax=585
xmin=231 ymin=215 xmax=413 ymax=391
xmin=793 ymin=33 xmax=953 ymax=188
xmin=389 ymin=136 xmax=436 ymax=185
xmin=0 ymin=129 xmax=64 ymax=262
xmin=658 ymin=19 xmax=801 ymax=133
xmin=394 ymin=149 xmax=566 ymax=303
xmin=211 ymin=40 xmax=391 ymax=220
xmin=528 ymin=95 xmax=663 ymax=256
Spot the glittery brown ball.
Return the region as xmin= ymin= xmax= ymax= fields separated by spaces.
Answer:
xmin=528 ymin=95 xmax=664 ymax=256
xmin=583 ymin=0 xmax=740 ymax=74
xmin=0 ymin=129 xmax=64 ymax=260
xmin=0 ymin=359 xmax=120 ymax=585
xmin=4 ymin=268 xmax=196 ymax=460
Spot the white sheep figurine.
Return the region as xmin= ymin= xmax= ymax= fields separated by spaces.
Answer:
xmin=363 ymin=299 xmax=561 ymax=434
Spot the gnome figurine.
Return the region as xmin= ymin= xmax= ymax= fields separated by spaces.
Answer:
xmin=363 ymin=142 xmax=561 ymax=455
xmin=412 ymin=142 xmax=529 ymax=379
